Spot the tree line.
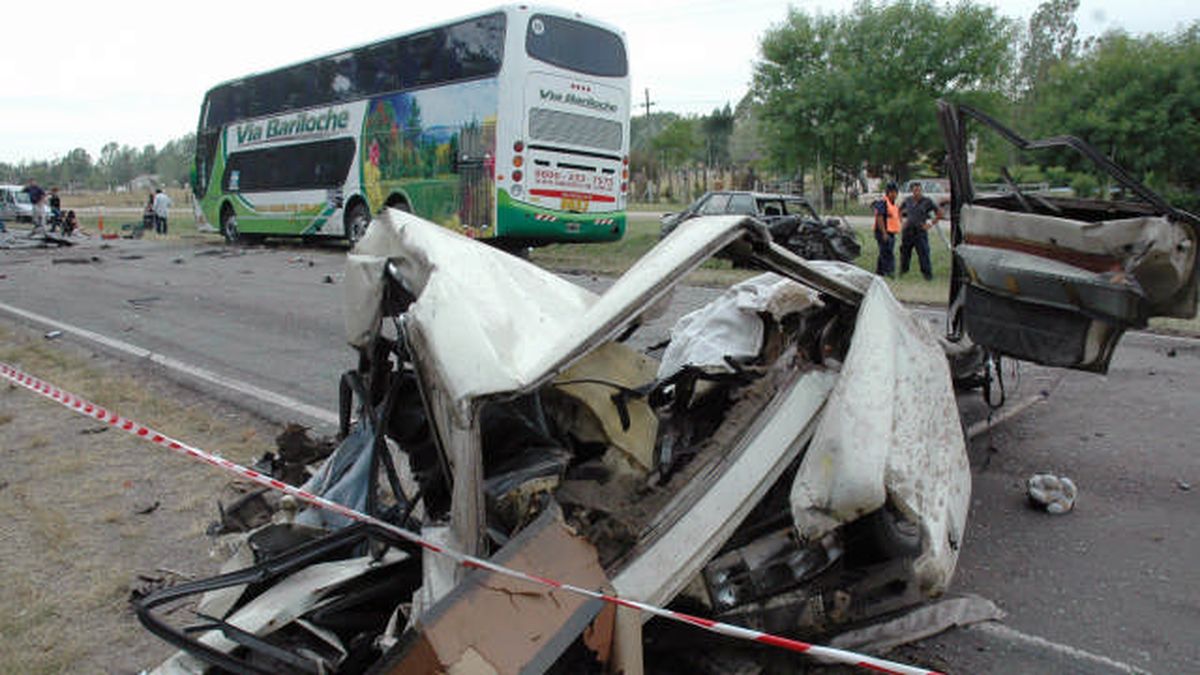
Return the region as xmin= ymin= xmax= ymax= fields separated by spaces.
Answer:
xmin=636 ymin=0 xmax=1200 ymax=210
xmin=0 ymin=134 xmax=195 ymax=191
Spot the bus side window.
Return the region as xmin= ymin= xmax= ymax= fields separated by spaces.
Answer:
xmin=359 ymin=43 xmax=399 ymax=97
xmin=445 ymin=15 xmax=504 ymax=79
xmin=330 ymin=53 xmax=356 ymax=101
xmin=403 ymin=30 xmax=447 ymax=89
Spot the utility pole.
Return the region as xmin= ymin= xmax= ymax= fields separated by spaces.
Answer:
xmin=641 ymin=88 xmax=655 ymax=117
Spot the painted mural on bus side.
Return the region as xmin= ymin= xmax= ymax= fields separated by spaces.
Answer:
xmin=362 ymin=78 xmax=498 ymax=233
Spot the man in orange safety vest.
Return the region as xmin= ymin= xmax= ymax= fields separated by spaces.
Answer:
xmin=872 ymin=182 xmax=901 ymax=277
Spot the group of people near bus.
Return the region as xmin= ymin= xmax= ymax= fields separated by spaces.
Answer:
xmin=872 ymin=181 xmax=944 ymax=280
xmin=3 ymin=179 xmax=172 ymax=239
xmin=7 ymin=179 xmax=79 ymax=238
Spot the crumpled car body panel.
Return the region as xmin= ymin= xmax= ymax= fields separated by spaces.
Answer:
xmin=791 ymin=279 xmax=970 ymax=593
xmin=346 ymin=211 xmax=969 ymax=610
xmin=938 ymin=101 xmax=1199 ymax=372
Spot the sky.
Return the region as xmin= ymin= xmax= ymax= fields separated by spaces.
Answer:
xmin=2 ymin=0 xmax=1197 ymax=165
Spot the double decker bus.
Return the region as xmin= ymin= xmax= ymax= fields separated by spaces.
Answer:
xmin=191 ymin=6 xmax=630 ymax=247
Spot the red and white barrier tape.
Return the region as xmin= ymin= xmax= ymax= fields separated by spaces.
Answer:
xmin=0 ymin=362 xmax=940 ymax=675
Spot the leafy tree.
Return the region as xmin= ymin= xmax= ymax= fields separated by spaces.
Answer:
xmin=753 ymin=0 xmax=1016 ymax=204
xmin=700 ymin=104 xmax=735 ymax=168
xmin=138 ymin=144 xmax=158 ymax=175
xmin=651 ymin=118 xmax=702 ymax=169
xmin=1030 ymin=23 xmax=1200 ymax=209
xmin=155 ymin=134 xmax=195 ymax=187
xmin=59 ymin=148 xmax=94 ymax=189
xmin=631 ymin=112 xmax=682 ymax=152
xmin=1017 ymin=0 xmax=1079 ymax=98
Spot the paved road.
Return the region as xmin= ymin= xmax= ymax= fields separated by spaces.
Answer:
xmin=1 ymin=234 xmax=1196 ymax=673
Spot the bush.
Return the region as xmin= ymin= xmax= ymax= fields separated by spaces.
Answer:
xmin=1070 ymin=173 xmax=1098 ymax=198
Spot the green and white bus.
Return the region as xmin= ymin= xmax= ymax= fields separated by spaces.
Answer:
xmin=191 ymin=5 xmax=630 ymax=247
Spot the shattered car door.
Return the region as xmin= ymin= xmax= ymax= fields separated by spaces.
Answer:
xmin=938 ymin=101 xmax=1199 ymax=372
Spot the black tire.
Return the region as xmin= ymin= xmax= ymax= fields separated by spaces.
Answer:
xmin=220 ymin=205 xmax=240 ymax=244
xmin=345 ymin=202 xmax=370 ymax=244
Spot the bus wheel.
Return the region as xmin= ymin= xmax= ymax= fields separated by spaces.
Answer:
xmin=346 ymin=202 xmax=369 ymax=244
xmin=220 ymin=205 xmax=240 ymax=244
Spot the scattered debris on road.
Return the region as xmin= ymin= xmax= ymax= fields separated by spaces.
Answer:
xmin=44 ymin=330 xmax=63 ymax=340
xmin=52 ymin=255 xmax=101 ymax=264
xmin=1027 ymin=474 xmax=1078 ymax=514
xmin=127 ymin=296 xmax=162 ymax=310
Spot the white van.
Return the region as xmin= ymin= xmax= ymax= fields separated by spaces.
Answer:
xmin=0 ymin=185 xmax=35 ymax=222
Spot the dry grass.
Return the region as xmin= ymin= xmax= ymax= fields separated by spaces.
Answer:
xmin=58 ymin=187 xmax=193 ymax=210
xmin=0 ymin=323 xmax=282 ymax=673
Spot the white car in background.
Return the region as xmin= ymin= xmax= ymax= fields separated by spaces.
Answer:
xmin=0 ymin=184 xmax=35 ymax=222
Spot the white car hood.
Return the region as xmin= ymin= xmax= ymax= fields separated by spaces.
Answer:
xmin=344 ymin=209 xmax=750 ymax=420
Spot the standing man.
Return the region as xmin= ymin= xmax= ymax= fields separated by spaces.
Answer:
xmin=24 ymin=179 xmax=47 ymax=237
xmin=873 ymin=182 xmax=901 ymax=277
xmin=899 ymin=181 xmax=941 ymax=280
xmin=152 ymin=188 xmax=172 ymax=235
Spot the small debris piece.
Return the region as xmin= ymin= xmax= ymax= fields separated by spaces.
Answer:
xmin=323 ymin=274 xmax=335 ymax=284
xmin=208 ymin=487 xmax=278 ymax=535
xmin=275 ymin=423 xmax=336 ymax=465
xmin=1166 ymin=348 xmax=1177 ymax=358
xmin=80 ymin=426 xmax=110 ymax=435
xmin=130 ymin=570 xmax=188 ymax=602
xmin=44 ymin=330 xmax=63 ymax=340
xmin=1027 ymin=473 xmax=1077 ymax=514
xmin=135 ymin=500 xmax=161 ymax=515
xmin=173 ymin=257 xmax=184 ymax=264
xmin=1178 ymin=480 xmax=1192 ymax=492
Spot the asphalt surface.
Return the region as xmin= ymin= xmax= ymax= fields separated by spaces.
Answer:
xmin=1 ymin=229 xmax=1196 ymax=674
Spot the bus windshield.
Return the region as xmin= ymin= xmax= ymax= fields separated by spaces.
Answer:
xmin=525 ymin=14 xmax=627 ymax=77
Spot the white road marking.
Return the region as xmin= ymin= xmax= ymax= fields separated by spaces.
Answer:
xmin=971 ymin=622 xmax=1150 ymax=674
xmin=0 ymin=299 xmax=338 ymax=425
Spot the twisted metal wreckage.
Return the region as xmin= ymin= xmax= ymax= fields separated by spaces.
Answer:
xmin=133 ymin=103 xmax=1197 ymax=674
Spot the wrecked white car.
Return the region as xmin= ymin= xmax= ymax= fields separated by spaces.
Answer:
xmin=137 ymin=210 xmax=970 ymax=673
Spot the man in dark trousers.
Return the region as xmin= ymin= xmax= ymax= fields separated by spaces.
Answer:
xmin=873 ymin=182 xmax=901 ymax=277
xmin=23 ymin=179 xmax=46 ymax=237
xmin=898 ymin=181 xmax=942 ymax=280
